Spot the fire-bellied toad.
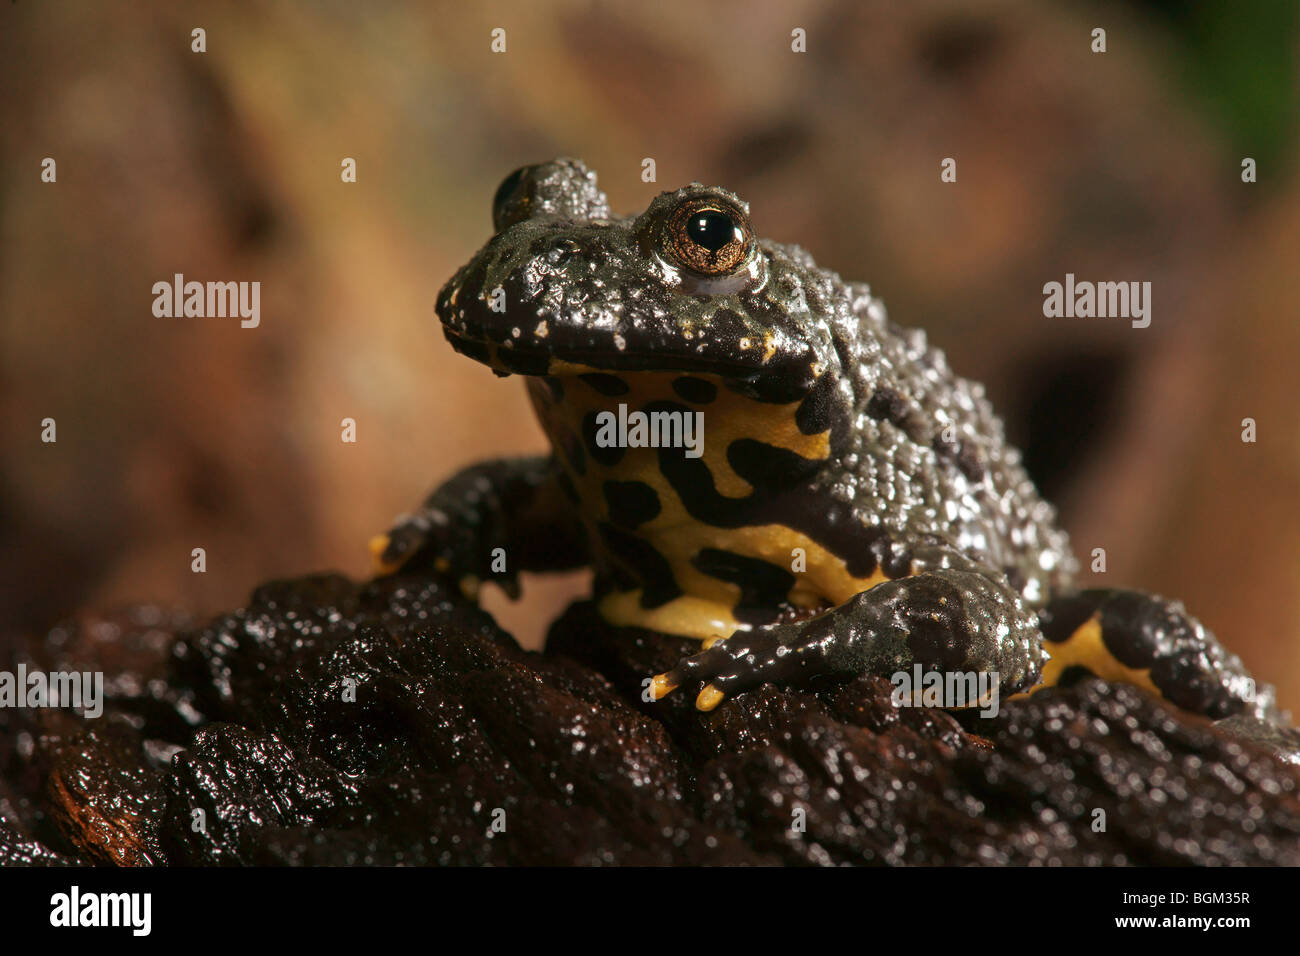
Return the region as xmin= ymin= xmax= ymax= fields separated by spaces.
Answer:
xmin=373 ymin=159 xmax=1282 ymax=728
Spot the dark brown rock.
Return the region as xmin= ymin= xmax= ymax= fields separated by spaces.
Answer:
xmin=2 ymin=571 xmax=1298 ymax=866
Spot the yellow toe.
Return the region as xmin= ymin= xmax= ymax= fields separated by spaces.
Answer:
xmin=650 ymin=674 xmax=678 ymax=700
xmin=369 ymin=534 xmax=402 ymax=575
xmin=696 ymin=684 xmax=725 ymax=711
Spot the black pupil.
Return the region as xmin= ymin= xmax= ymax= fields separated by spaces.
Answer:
xmin=687 ymin=210 xmax=736 ymax=251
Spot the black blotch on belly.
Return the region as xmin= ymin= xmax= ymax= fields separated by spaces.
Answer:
xmin=543 ymin=376 xmax=565 ymax=401
xmin=598 ymin=522 xmax=681 ymax=608
xmin=671 ymin=376 xmax=717 ymax=404
xmin=651 ymin=410 xmax=891 ymax=581
xmin=603 ymin=480 xmax=660 ymax=528
xmin=658 ymin=450 xmax=747 ymax=527
xmin=692 ymin=548 xmax=795 ymax=625
xmin=582 ymin=410 xmax=625 ymax=466
xmin=579 ymin=373 xmax=629 ymax=396
xmin=727 ymin=438 xmax=825 ymax=491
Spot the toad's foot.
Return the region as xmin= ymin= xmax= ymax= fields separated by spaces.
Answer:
xmin=651 ymin=626 xmax=822 ymax=712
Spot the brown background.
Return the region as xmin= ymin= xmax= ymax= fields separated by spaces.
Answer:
xmin=2 ymin=1 xmax=1298 ymax=709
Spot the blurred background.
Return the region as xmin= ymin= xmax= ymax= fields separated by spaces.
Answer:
xmin=2 ymin=0 xmax=1298 ymax=709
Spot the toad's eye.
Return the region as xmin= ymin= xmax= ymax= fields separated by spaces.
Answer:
xmin=492 ymin=166 xmax=530 ymax=231
xmin=664 ymin=199 xmax=752 ymax=276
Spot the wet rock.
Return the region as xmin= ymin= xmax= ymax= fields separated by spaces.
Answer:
xmin=0 ymin=816 xmax=77 ymax=867
xmin=46 ymin=725 xmax=165 ymax=866
xmin=2 ymin=570 xmax=1299 ymax=866
xmin=161 ymin=724 xmax=362 ymax=865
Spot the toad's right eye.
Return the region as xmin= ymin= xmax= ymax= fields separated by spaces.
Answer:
xmin=662 ymin=198 xmax=753 ymax=277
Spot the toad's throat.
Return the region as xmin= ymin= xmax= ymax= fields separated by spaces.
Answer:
xmin=526 ymin=369 xmax=893 ymax=641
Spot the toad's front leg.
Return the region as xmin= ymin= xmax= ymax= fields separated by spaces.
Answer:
xmin=370 ymin=455 xmax=588 ymax=597
xmin=652 ymin=541 xmax=1043 ymax=711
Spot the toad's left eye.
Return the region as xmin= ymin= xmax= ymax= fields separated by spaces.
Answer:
xmin=664 ymin=199 xmax=752 ymax=276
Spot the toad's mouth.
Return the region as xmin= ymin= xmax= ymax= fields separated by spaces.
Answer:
xmin=441 ymin=326 xmax=820 ymax=405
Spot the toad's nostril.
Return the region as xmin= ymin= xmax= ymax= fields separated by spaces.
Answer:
xmin=543 ymin=237 xmax=581 ymax=265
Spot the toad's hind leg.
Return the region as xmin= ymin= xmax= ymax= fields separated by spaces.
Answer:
xmin=1032 ymin=589 xmax=1281 ymax=723
xmin=651 ymin=540 xmax=1045 ymax=711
